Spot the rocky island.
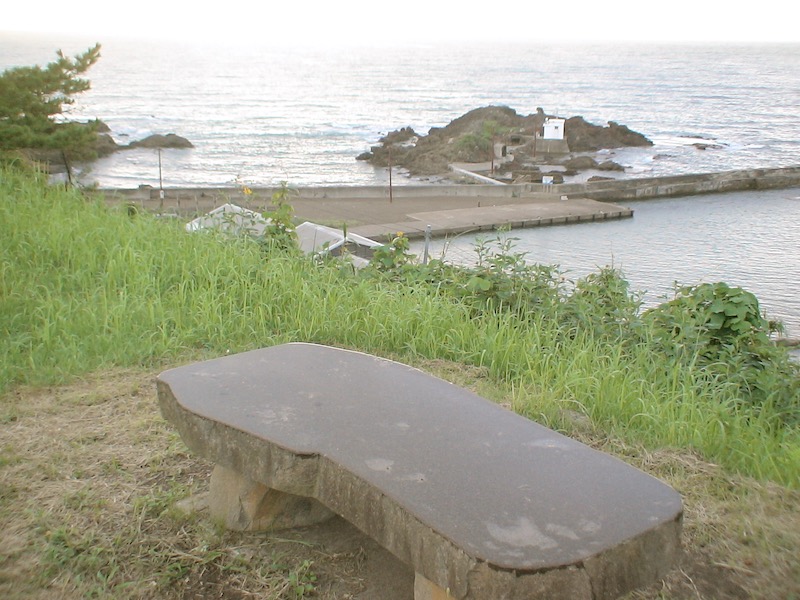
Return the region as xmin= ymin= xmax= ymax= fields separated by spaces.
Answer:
xmin=357 ymin=106 xmax=652 ymax=184
xmin=93 ymin=121 xmax=193 ymax=156
xmin=20 ymin=119 xmax=194 ymax=178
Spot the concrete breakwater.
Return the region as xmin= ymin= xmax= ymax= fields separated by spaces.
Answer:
xmin=103 ymin=165 xmax=800 ymax=240
xmin=555 ymin=165 xmax=800 ymax=203
xmin=107 ymin=165 xmax=800 ymax=206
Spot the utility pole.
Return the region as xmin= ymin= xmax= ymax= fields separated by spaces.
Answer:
xmin=158 ymin=148 xmax=164 ymax=211
xmin=388 ymin=145 xmax=393 ymax=204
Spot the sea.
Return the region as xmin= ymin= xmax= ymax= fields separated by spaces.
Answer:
xmin=2 ymin=33 xmax=799 ymax=336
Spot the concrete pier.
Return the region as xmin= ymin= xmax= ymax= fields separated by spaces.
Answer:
xmin=102 ymin=165 xmax=800 ymax=241
xmin=350 ymin=197 xmax=632 ymax=240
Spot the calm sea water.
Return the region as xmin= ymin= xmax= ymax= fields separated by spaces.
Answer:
xmin=411 ymin=188 xmax=800 ymax=337
xmin=2 ymin=34 xmax=798 ymax=188
xmin=2 ymin=34 xmax=799 ymax=334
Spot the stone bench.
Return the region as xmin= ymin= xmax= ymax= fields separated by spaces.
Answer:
xmin=157 ymin=343 xmax=682 ymax=600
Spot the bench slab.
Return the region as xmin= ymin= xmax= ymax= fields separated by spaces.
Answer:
xmin=157 ymin=343 xmax=682 ymax=599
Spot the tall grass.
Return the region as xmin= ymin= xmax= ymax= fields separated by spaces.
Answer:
xmin=0 ymin=168 xmax=482 ymax=380
xmin=513 ymin=331 xmax=799 ymax=486
xmin=1 ymin=166 xmax=797 ymax=487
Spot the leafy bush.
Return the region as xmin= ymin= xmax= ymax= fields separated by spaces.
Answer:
xmin=561 ymin=267 xmax=643 ymax=341
xmin=645 ymin=282 xmax=799 ymax=423
xmin=369 ymin=232 xmax=414 ymax=272
xmin=646 ymin=282 xmax=768 ymax=351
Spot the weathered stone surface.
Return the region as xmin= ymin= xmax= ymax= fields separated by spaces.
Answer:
xmin=566 ymin=118 xmax=653 ymax=151
xmin=208 ymin=464 xmax=334 ymax=531
xmin=157 ymin=343 xmax=683 ymax=599
xmin=466 ymin=562 xmax=594 ymax=599
xmin=564 ymin=156 xmax=599 ymax=170
xmin=414 ymin=573 xmax=455 ymax=599
xmin=583 ymin=516 xmax=683 ymax=600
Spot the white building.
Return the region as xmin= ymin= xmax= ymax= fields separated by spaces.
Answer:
xmin=542 ymin=117 xmax=565 ymax=140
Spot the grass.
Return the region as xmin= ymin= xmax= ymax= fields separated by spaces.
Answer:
xmin=1 ymin=166 xmax=799 ymax=597
xmin=2 ymin=166 xmax=798 ymax=487
xmin=1 ymin=368 xmax=798 ymax=599
xmin=0 ymin=371 xmax=348 ymax=599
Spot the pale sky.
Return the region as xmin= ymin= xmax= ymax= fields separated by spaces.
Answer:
xmin=3 ymin=0 xmax=799 ymax=45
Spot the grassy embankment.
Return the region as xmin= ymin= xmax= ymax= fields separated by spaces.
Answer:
xmin=1 ymin=166 xmax=798 ymax=599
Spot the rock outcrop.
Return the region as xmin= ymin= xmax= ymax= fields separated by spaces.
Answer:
xmin=94 ymin=134 xmax=119 ymax=156
xmin=565 ymin=118 xmax=651 ymax=152
xmin=21 ymin=119 xmax=192 ymax=175
xmin=128 ymin=133 xmax=194 ymax=150
xmin=91 ymin=123 xmax=194 ymax=157
xmin=358 ymin=106 xmax=651 ymax=181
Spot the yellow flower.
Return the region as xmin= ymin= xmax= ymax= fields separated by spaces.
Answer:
xmin=242 ymin=186 xmax=253 ymax=196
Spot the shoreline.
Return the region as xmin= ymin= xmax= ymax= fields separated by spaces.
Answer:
xmin=100 ymin=166 xmax=800 ymax=240
xmin=103 ymin=187 xmax=635 ymax=241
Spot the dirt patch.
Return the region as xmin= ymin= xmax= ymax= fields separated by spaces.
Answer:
xmin=1 ymin=367 xmax=798 ymax=599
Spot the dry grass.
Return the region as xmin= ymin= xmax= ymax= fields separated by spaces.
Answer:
xmin=1 ymin=365 xmax=798 ymax=599
xmin=0 ymin=370 xmax=409 ymax=599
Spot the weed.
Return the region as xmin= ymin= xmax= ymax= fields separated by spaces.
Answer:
xmin=260 ymin=181 xmax=299 ymax=252
xmin=285 ymin=559 xmax=317 ymax=598
xmin=645 ymin=282 xmax=800 ymax=425
xmin=40 ymin=526 xmax=120 ymax=594
xmin=369 ymin=231 xmax=414 ymax=272
xmin=1 ymin=164 xmax=798 ymax=487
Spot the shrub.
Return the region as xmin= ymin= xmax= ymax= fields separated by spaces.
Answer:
xmin=645 ymin=282 xmax=800 ymax=424
xmin=454 ymin=133 xmax=492 ymax=161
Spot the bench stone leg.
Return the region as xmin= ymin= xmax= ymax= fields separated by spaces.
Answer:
xmin=414 ymin=572 xmax=452 ymax=599
xmin=208 ymin=465 xmax=334 ymax=531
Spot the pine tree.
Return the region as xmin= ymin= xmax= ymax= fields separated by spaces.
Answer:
xmin=0 ymin=44 xmax=102 ymax=162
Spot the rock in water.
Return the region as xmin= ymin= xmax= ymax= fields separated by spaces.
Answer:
xmin=128 ymin=133 xmax=194 ymax=149
xmin=359 ymin=106 xmax=651 ymax=178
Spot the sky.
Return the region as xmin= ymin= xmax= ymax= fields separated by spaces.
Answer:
xmin=3 ymin=0 xmax=799 ymax=45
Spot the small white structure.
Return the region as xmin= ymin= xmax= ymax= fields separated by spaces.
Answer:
xmin=185 ymin=207 xmax=382 ymax=268
xmin=543 ymin=117 xmax=565 ymax=140
xmin=185 ymin=203 xmax=271 ymax=236
xmin=295 ymin=222 xmax=382 ymax=269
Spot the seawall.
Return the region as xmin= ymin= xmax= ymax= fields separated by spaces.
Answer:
xmin=294 ymin=165 xmax=800 ymax=202
xmin=104 ymin=165 xmax=800 ymax=208
xmin=552 ymin=165 xmax=800 ymax=202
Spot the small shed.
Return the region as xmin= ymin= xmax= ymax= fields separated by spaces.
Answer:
xmin=185 ymin=203 xmax=270 ymax=236
xmin=185 ymin=207 xmax=382 ymax=268
xmin=295 ymin=222 xmax=382 ymax=269
xmin=543 ymin=117 xmax=565 ymax=140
